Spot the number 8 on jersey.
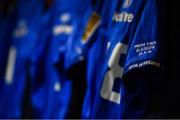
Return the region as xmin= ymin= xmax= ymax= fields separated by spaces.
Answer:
xmin=100 ymin=42 xmax=128 ymax=104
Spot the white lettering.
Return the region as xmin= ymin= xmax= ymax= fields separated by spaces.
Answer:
xmin=112 ymin=11 xmax=134 ymax=23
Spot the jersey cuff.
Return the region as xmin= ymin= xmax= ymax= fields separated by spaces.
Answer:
xmin=123 ymin=58 xmax=164 ymax=76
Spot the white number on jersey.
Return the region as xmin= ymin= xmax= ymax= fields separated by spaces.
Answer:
xmin=5 ymin=46 xmax=17 ymax=85
xmin=100 ymin=42 xmax=127 ymax=104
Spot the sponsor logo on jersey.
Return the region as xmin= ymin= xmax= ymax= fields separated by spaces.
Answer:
xmin=112 ymin=0 xmax=134 ymax=23
xmin=82 ymin=12 xmax=101 ymax=44
xmin=53 ymin=25 xmax=73 ymax=35
xmin=112 ymin=11 xmax=134 ymax=23
xmin=128 ymin=60 xmax=161 ymax=71
xmin=53 ymin=13 xmax=73 ymax=35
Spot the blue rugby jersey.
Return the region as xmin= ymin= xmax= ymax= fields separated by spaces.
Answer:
xmin=28 ymin=0 xmax=80 ymax=118
xmin=0 ymin=0 xmax=45 ymax=118
xmin=90 ymin=0 xmax=158 ymax=118
xmin=0 ymin=8 xmax=15 ymax=118
xmin=27 ymin=3 xmax=55 ymax=119
xmin=34 ymin=4 xmax=74 ymax=119
xmin=92 ymin=0 xmax=166 ymax=118
xmin=81 ymin=0 xmax=119 ymax=118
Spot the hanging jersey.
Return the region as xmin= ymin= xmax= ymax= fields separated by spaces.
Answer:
xmin=81 ymin=0 xmax=119 ymax=118
xmin=0 ymin=1 xmax=44 ymax=118
xmin=40 ymin=7 xmax=74 ymax=120
xmin=28 ymin=0 xmax=75 ymax=118
xmin=0 ymin=15 xmax=15 ymax=118
xmin=91 ymin=0 xmax=155 ymax=118
xmin=27 ymin=7 xmax=54 ymax=119
xmin=53 ymin=0 xmax=93 ymax=118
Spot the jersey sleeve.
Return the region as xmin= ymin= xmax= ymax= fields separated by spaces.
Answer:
xmin=124 ymin=0 xmax=166 ymax=75
xmin=65 ymin=8 xmax=100 ymax=69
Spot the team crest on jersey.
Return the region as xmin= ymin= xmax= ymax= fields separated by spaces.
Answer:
xmin=82 ymin=12 xmax=101 ymax=44
xmin=13 ymin=20 xmax=28 ymax=37
xmin=123 ymin=0 xmax=132 ymax=8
